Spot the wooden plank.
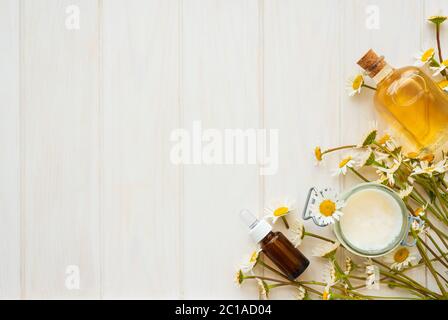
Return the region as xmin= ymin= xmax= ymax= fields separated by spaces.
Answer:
xmin=0 ymin=0 xmax=20 ymax=299
xmin=422 ymin=0 xmax=448 ymax=295
xmin=101 ymin=0 xmax=181 ymax=298
xmin=341 ymin=0 xmax=423 ymax=147
xmin=341 ymin=0 xmax=425 ymax=296
xmin=21 ymin=0 xmax=100 ymax=298
xmin=263 ymin=0 xmax=343 ymax=299
xmin=182 ymin=0 xmax=261 ymax=299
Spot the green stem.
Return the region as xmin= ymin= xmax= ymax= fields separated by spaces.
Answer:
xmin=436 ymin=22 xmax=443 ymax=63
xmin=418 ymin=235 xmax=448 ymax=270
xmin=258 ymin=260 xmax=289 ymax=281
xmin=431 ymin=177 xmax=448 ymax=217
xmin=382 ymin=281 xmax=428 ymax=299
xmin=372 ymin=258 xmax=441 ymax=298
xmin=425 ymin=218 xmax=448 ymax=241
xmin=430 ymin=224 xmax=448 ymax=250
xmin=425 ymin=233 xmax=448 ymax=264
xmin=281 ymin=216 xmax=289 ymax=229
xmin=349 ymin=167 xmax=369 ymax=182
xmin=362 ymin=84 xmax=377 ymax=91
xmin=334 ymin=259 xmax=353 ymax=289
xmin=415 ymin=235 xmax=447 ymax=296
xmin=304 ymin=232 xmax=335 ymax=243
xmin=321 ymin=145 xmax=357 ymax=156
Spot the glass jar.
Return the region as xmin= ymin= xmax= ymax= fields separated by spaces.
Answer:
xmin=333 ymin=183 xmax=416 ymax=258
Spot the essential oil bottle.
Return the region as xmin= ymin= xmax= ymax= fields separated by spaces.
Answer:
xmin=358 ymin=49 xmax=448 ymax=153
xmin=240 ymin=210 xmax=309 ymax=280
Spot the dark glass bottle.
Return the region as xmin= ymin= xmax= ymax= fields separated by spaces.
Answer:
xmin=240 ymin=209 xmax=310 ymax=280
xmin=260 ymin=231 xmax=309 ymax=280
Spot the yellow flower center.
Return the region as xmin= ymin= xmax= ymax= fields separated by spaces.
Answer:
xmin=273 ymin=206 xmax=289 ymax=217
xmin=249 ymin=251 xmax=258 ymax=263
xmin=394 ymin=248 xmax=410 ymax=263
xmin=378 ymin=134 xmax=390 ymax=145
xmin=319 ymin=200 xmax=336 ymax=217
xmin=314 ymin=146 xmax=323 ymax=161
xmin=413 ymin=207 xmax=424 ymax=217
xmin=421 ymin=48 xmax=435 ymax=62
xmin=339 ymin=157 xmax=352 ymax=168
xmin=428 ymin=16 xmax=448 ymax=25
xmin=406 ymin=152 xmax=419 ymax=159
xmin=322 ymin=291 xmax=330 ymax=300
xmin=421 ymin=153 xmax=434 ymax=162
xmin=438 ymin=80 xmax=448 ymax=89
xmin=443 ymin=59 xmax=448 ymax=67
xmin=352 ymin=74 xmax=364 ymax=90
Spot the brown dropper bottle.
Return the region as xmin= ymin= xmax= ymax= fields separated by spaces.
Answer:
xmin=240 ymin=210 xmax=309 ymax=280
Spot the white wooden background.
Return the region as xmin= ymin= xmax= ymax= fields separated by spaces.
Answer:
xmin=0 ymin=0 xmax=446 ymax=299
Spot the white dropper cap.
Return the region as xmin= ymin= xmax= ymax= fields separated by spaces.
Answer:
xmin=240 ymin=209 xmax=272 ymax=243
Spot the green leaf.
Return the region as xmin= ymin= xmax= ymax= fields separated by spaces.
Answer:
xmin=429 ymin=190 xmax=436 ymax=204
xmin=365 ymin=152 xmax=375 ymax=166
xmin=362 ymin=130 xmax=377 ymax=146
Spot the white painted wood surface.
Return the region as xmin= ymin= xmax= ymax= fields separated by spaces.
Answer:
xmin=0 ymin=0 xmax=444 ymax=298
xmin=0 ymin=0 xmax=20 ymax=299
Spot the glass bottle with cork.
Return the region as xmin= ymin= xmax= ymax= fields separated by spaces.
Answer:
xmin=358 ymin=49 xmax=448 ymax=153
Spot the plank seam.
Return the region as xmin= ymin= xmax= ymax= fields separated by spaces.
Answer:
xmin=18 ymin=0 xmax=25 ymax=300
xmin=178 ymin=0 xmax=185 ymax=300
xmin=98 ymin=0 xmax=104 ymax=300
xmin=258 ymin=0 xmax=265 ymax=287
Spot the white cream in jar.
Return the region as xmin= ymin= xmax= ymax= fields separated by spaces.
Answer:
xmin=339 ymin=188 xmax=404 ymax=252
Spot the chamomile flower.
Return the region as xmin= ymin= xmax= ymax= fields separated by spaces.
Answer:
xmin=289 ymin=219 xmax=305 ymax=247
xmin=314 ymin=146 xmax=323 ymax=164
xmin=376 ymin=155 xmax=402 ymax=186
xmin=332 ymin=156 xmax=355 ymax=176
xmin=414 ymin=48 xmax=435 ymax=67
xmin=312 ymin=241 xmax=340 ymax=259
xmin=421 ymin=153 xmax=435 ymax=163
xmin=377 ymin=133 xmax=398 ymax=151
xmin=373 ymin=152 xmax=389 ymax=164
xmin=413 ymin=205 xmax=427 ymax=217
xmin=322 ymin=261 xmax=338 ymax=286
xmin=308 ymin=189 xmax=345 ymax=225
xmin=411 ymin=159 xmax=447 ymax=176
xmin=353 ymin=148 xmax=374 ymax=168
xmin=384 ymin=246 xmax=418 ymax=271
xmin=375 ymin=171 xmax=387 ymax=184
xmin=397 ymin=184 xmax=413 ymax=199
xmin=430 ymin=59 xmax=448 ymax=76
xmin=438 ymin=80 xmax=448 ymax=92
xmin=346 ymin=74 xmax=364 ymax=96
xmin=365 ymin=264 xmax=380 ymax=289
xmin=406 ymin=151 xmax=420 ymax=159
xmin=264 ymin=198 xmax=296 ymax=223
xmin=240 ymin=249 xmax=261 ymax=273
xmin=322 ymin=286 xmax=333 ymax=300
xmin=377 ymin=133 xmax=390 ymax=145
xmin=428 ymin=15 xmax=448 ymax=25
xmin=295 ymin=286 xmax=307 ymax=300
xmin=234 ymin=269 xmax=245 ymax=286
xmin=344 ymin=256 xmax=355 ymax=275
xmin=257 ymin=279 xmax=269 ymax=299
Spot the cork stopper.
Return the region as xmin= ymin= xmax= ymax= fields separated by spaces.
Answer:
xmin=357 ymin=49 xmax=386 ymax=77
